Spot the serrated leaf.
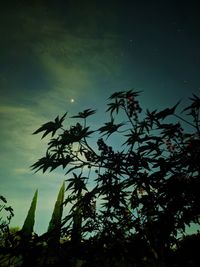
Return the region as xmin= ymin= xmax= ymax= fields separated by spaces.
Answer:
xmin=155 ymin=100 xmax=181 ymax=120
xmin=32 ymin=113 xmax=67 ymax=139
xmin=182 ymin=94 xmax=200 ymax=112
xmin=98 ymin=118 xmax=125 ymax=138
xmin=108 ymin=89 xmax=142 ymax=100
xmin=108 ymin=91 xmax=124 ymax=100
xmin=106 ymin=98 xmax=124 ymax=115
xmin=71 ymin=109 xmax=96 ymax=119
xmin=66 ymin=173 xmax=88 ymax=193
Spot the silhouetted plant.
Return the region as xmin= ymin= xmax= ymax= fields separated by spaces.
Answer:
xmin=0 ymin=195 xmax=14 ymax=250
xmin=2 ymin=90 xmax=200 ymax=266
xmin=0 ymin=185 xmax=66 ymax=266
xmin=30 ymin=90 xmax=200 ymax=266
xmin=0 ymin=195 xmax=14 ymax=235
xmin=47 ymin=182 xmax=65 ymax=243
xmin=21 ymin=189 xmax=38 ymax=237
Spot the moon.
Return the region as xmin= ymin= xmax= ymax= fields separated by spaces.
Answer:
xmin=70 ymin=98 xmax=75 ymax=103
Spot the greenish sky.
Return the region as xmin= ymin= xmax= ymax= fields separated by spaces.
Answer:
xmin=0 ymin=0 xmax=200 ymax=234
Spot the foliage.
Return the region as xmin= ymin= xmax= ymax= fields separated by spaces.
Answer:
xmin=47 ymin=182 xmax=65 ymax=245
xmin=0 ymin=195 xmax=14 ymax=246
xmin=1 ymin=90 xmax=200 ymax=266
xmin=32 ymin=90 xmax=200 ymax=265
xmin=0 ymin=184 xmax=65 ymax=266
xmin=21 ymin=189 xmax=38 ymax=237
xmin=0 ymin=196 xmax=14 ymax=230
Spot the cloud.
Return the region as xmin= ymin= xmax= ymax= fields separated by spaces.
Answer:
xmin=0 ymin=2 xmax=125 ymax=234
xmin=0 ymin=105 xmax=45 ymax=155
xmin=1 ymin=1 xmax=124 ymax=113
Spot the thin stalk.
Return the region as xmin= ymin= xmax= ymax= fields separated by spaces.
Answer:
xmin=173 ymin=114 xmax=195 ymax=128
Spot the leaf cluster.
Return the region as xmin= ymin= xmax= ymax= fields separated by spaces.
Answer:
xmin=2 ymin=90 xmax=199 ymax=266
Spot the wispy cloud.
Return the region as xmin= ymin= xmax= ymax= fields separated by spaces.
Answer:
xmin=0 ymin=2 xmax=124 ymax=234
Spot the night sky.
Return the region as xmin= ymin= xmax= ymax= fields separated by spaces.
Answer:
xmin=0 ymin=0 xmax=200 ymax=234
